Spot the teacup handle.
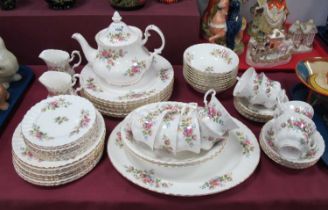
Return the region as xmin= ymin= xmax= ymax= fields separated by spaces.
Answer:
xmin=142 ymin=25 xmax=165 ymax=57
xmin=203 ymin=89 xmax=216 ymax=107
xmin=69 ymin=50 xmax=82 ymax=71
xmin=71 ymin=74 xmax=82 ymax=95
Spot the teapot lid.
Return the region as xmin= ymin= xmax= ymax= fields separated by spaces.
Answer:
xmin=99 ymin=11 xmax=138 ymax=45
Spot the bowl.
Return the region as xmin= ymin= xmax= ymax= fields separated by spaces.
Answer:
xmin=183 ymin=44 xmax=239 ymax=93
xmin=295 ymin=57 xmax=328 ymax=97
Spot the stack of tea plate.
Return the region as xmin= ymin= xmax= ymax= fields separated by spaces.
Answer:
xmin=80 ymin=55 xmax=174 ymax=118
xmin=183 ymin=44 xmax=239 ymax=93
xmin=12 ymin=95 xmax=106 ymax=186
xmin=107 ymin=91 xmax=260 ymax=196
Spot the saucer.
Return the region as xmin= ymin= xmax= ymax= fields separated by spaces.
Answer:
xmin=80 ymin=55 xmax=174 ymax=103
xmin=107 ymin=118 xmax=260 ymax=196
xmin=234 ymin=97 xmax=274 ymax=123
xmin=259 ymin=119 xmax=325 ymax=169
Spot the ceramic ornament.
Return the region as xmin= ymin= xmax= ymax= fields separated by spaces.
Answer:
xmin=0 ymin=36 xmax=21 ymax=88
xmin=201 ymin=0 xmax=247 ymax=54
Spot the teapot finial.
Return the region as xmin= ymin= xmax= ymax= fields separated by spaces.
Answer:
xmin=112 ymin=11 xmax=122 ymax=23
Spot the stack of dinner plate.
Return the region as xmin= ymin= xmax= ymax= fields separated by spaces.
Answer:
xmin=79 ymin=55 xmax=174 ymax=118
xmin=12 ymin=95 xmax=106 ymax=186
xmin=183 ymin=44 xmax=239 ymax=93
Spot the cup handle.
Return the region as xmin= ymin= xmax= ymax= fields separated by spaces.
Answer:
xmin=69 ymin=50 xmax=82 ymax=71
xmin=203 ymin=89 xmax=216 ymax=107
xmin=71 ymin=73 xmax=82 ymax=95
xmin=142 ymin=25 xmax=165 ymax=57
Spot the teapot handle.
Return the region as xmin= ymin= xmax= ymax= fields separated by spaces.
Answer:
xmin=203 ymin=89 xmax=216 ymax=107
xmin=69 ymin=50 xmax=82 ymax=71
xmin=142 ymin=25 xmax=165 ymax=56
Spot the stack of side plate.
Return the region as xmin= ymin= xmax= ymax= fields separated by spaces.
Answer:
xmin=79 ymin=55 xmax=174 ymax=118
xmin=183 ymin=44 xmax=239 ymax=93
xmin=12 ymin=95 xmax=106 ymax=186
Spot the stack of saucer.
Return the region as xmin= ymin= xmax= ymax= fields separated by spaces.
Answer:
xmin=12 ymin=95 xmax=106 ymax=186
xmin=79 ymin=55 xmax=174 ymax=118
xmin=183 ymin=44 xmax=239 ymax=93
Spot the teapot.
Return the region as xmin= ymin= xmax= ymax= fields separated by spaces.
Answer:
xmin=72 ymin=11 xmax=165 ymax=86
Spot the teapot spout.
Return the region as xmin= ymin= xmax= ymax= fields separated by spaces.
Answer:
xmin=72 ymin=33 xmax=97 ymax=65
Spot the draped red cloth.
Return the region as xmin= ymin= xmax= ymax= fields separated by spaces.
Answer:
xmin=0 ymin=64 xmax=328 ymax=210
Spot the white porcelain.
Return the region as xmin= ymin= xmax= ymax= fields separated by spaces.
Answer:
xmin=130 ymin=106 xmax=170 ymax=150
xmin=107 ymin=118 xmax=260 ymax=196
xmin=176 ymin=103 xmax=201 ymax=153
xmin=199 ymin=89 xmax=239 ymax=145
xmin=273 ymin=113 xmax=317 ymax=160
xmin=260 ymin=119 xmax=325 ymax=167
xmin=249 ymin=73 xmax=282 ymax=109
xmin=233 ymin=67 xmax=257 ymax=98
xmin=125 ymin=98 xmax=238 ymax=157
xmin=234 ymin=68 xmax=289 ymax=110
xmin=13 ymin=111 xmax=105 ymax=169
xmin=0 ymin=36 xmax=21 ymax=88
xmin=39 ymin=71 xmax=80 ymax=97
xmin=39 ymin=49 xmax=81 ymax=76
xmin=72 ymin=11 xmax=165 ymax=86
xmin=80 ymin=55 xmax=174 ymax=102
xmin=184 ymin=43 xmax=239 ymax=74
xmin=21 ymin=95 xmax=96 ymax=149
xmin=275 ymin=101 xmax=314 ymax=119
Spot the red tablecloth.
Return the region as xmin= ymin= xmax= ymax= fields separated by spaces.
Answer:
xmin=0 ymin=66 xmax=328 ymax=210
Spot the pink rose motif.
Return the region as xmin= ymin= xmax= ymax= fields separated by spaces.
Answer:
xmin=131 ymin=66 xmax=140 ymax=74
xmin=143 ymin=121 xmax=153 ymax=130
xmin=183 ymin=127 xmax=193 ymax=137
xmin=208 ymin=106 xmax=218 ymax=118
xmin=35 ymin=132 xmax=42 ymax=139
xmin=245 ymin=140 xmax=251 ymax=145
xmin=209 ymin=179 xmax=220 ymax=188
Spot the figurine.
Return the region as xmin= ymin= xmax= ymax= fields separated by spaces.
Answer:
xmin=109 ymin=0 xmax=146 ymax=10
xmin=201 ymin=0 xmax=247 ymax=54
xmin=0 ymin=84 xmax=9 ymax=111
xmin=248 ymin=0 xmax=288 ymax=39
xmin=246 ymin=29 xmax=293 ymax=67
xmin=288 ymin=19 xmax=317 ymax=53
xmin=45 ymin=0 xmax=76 ymax=10
xmin=0 ymin=0 xmax=15 ymax=10
xmin=0 ymin=36 xmax=21 ymax=88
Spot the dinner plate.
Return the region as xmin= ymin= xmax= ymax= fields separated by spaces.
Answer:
xmin=107 ymin=118 xmax=260 ymax=196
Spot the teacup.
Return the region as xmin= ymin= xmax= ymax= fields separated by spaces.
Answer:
xmin=249 ymin=73 xmax=282 ymax=109
xmin=176 ymin=103 xmax=201 ymax=153
xmin=154 ymin=108 xmax=181 ymax=154
xmin=275 ymin=101 xmax=314 ymax=119
xmin=131 ymin=106 xmax=169 ymax=150
xmin=273 ymin=113 xmax=317 ymax=160
xmin=233 ymin=67 xmax=257 ymax=98
xmin=200 ymin=89 xmax=239 ymax=140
